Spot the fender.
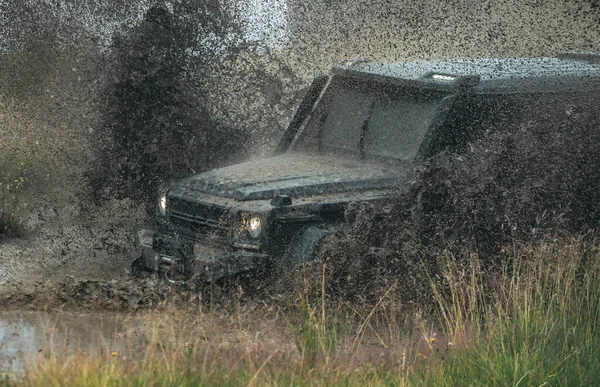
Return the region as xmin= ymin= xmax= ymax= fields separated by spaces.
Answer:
xmin=130 ymin=225 xmax=154 ymax=275
xmin=282 ymin=225 xmax=335 ymax=265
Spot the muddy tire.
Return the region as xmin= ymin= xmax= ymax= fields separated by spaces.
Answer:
xmin=130 ymin=256 xmax=152 ymax=278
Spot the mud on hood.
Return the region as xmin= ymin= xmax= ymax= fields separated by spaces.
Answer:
xmin=174 ymin=152 xmax=411 ymax=201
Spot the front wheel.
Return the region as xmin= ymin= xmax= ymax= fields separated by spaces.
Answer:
xmin=129 ymin=254 xmax=152 ymax=279
xmin=130 ymin=255 xmax=143 ymax=276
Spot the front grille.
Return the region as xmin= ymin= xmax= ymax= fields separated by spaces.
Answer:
xmin=168 ymin=196 xmax=228 ymax=236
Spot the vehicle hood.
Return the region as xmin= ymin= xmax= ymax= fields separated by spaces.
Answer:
xmin=173 ymin=152 xmax=412 ymax=201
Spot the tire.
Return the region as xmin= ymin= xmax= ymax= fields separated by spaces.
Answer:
xmin=129 ymin=255 xmax=151 ymax=278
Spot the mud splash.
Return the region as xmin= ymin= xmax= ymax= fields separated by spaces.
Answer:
xmin=0 ymin=277 xmax=211 ymax=312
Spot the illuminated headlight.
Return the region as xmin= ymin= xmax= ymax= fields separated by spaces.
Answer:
xmin=158 ymin=193 xmax=167 ymax=216
xmin=241 ymin=213 xmax=263 ymax=239
xmin=248 ymin=215 xmax=262 ymax=238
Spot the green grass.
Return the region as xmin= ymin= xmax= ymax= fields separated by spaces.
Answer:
xmin=420 ymin=240 xmax=600 ymax=386
xmin=8 ymin=238 xmax=600 ymax=386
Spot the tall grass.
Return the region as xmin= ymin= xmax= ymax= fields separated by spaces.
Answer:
xmin=9 ymin=238 xmax=600 ymax=386
xmin=288 ymin=275 xmax=346 ymax=368
xmin=422 ymin=239 xmax=600 ymax=386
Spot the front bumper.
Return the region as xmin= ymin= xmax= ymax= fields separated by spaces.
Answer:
xmin=133 ymin=227 xmax=270 ymax=282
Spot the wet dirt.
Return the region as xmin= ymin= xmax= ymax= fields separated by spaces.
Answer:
xmin=0 ymin=198 xmax=155 ymax=304
xmin=0 ymin=200 xmax=165 ymax=378
xmin=0 ymin=277 xmax=198 ymax=312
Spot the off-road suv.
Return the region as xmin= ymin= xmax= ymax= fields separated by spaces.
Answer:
xmin=131 ymin=53 xmax=600 ymax=282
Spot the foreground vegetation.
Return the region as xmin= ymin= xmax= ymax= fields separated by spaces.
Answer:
xmin=2 ymin=238 xmax=597 ymax=386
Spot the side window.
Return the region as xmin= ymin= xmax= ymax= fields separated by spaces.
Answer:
xmin=425 ymin=94 xmax=518 ymax=155
xmin=431 ymin=90 xmax=600 ymax=157
xmin=515 ymin=92 xmax=600 ymax=161
xmin=430 ymin=90 xmax=600 ymax=156
xmin=518 ymin=92 xmax=600 ymax=130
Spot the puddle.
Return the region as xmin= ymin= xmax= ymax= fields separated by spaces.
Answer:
xmin=0 ymin=311 xmax=144 ymax=377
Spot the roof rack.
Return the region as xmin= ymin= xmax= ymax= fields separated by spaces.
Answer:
xmin=556 ymin=52 xmax=600 ymax=63
xmin=422 ymin=72 xmax=481 ymax=88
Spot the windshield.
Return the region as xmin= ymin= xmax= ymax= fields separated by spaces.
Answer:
xmin=293 ymin=76 xmax=449 ymax=161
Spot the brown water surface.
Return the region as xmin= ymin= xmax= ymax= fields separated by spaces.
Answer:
xmin=0 ymin=311 xmax=144 ymax=377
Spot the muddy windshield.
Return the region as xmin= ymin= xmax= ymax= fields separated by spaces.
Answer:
xmin=293 ymin=76 xmax=449 ymax=161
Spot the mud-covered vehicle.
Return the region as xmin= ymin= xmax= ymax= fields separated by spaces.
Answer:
xmin=131 ymin=53 xmax=600 ymax=282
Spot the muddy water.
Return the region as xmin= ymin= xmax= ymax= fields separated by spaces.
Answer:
xmin=0 ymin=311 xmax=144 ymax=377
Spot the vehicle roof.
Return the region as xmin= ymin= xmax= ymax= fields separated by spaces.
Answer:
xmin=335 ymin=54 xmax=600 ymax=93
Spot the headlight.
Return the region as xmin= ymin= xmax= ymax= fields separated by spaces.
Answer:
xmin=158 ymin=193 xmax=167 ymax=216
xmin=240 ymin=213 xmax=262 ymax=239
xmin=247 ymin=215 xmax=262 ymax=239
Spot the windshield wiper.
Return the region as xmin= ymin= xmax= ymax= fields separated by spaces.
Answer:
xmin=317 ymin=113 xmax=328 ymax=153
xmin=358 ymin=101 xmax=376 ymax=160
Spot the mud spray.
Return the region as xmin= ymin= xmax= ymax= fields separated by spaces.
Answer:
xmin=1 ymin=1 xmax=600 ymax=374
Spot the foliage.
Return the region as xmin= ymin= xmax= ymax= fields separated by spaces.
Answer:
xmin=89 ymin=3 xmax=247 ymax=203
